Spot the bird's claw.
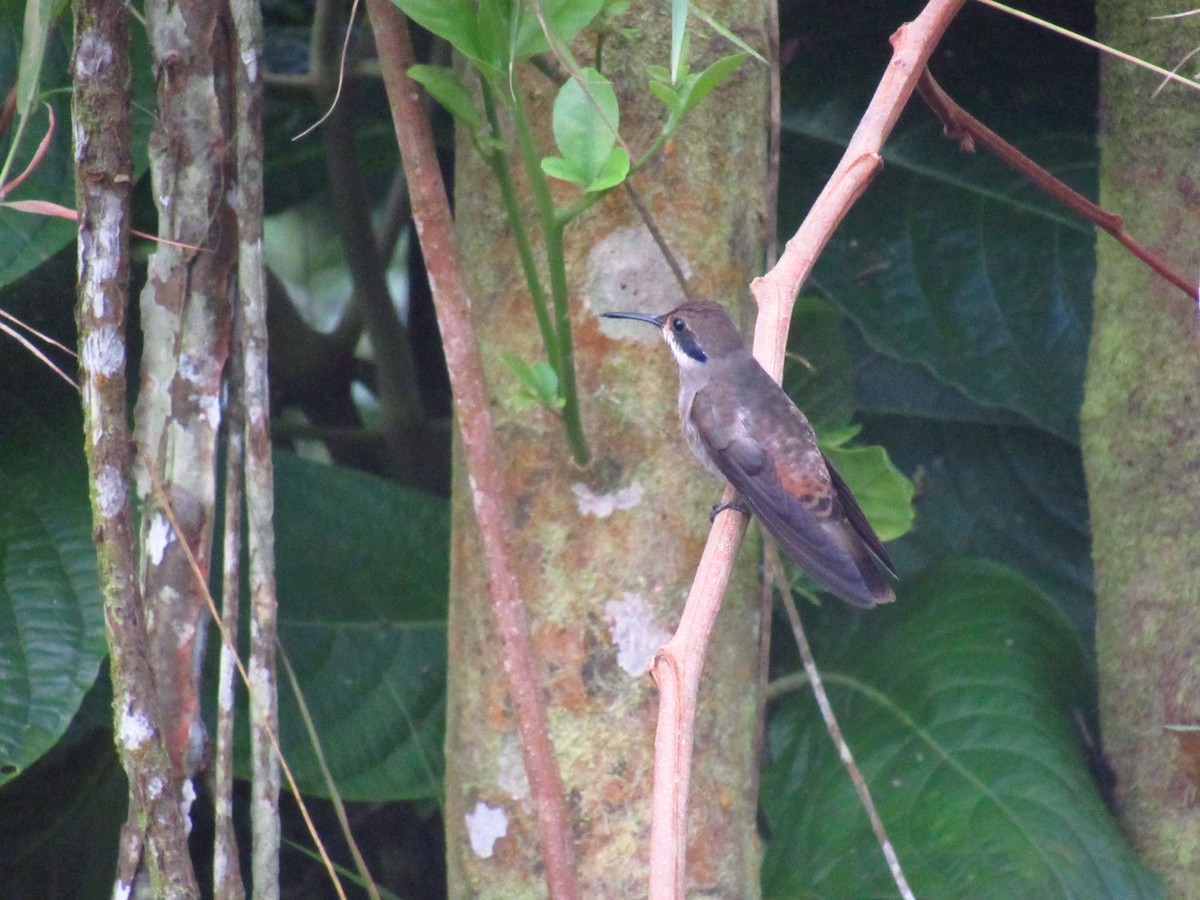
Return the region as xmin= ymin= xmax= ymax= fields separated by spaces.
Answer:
xmin=709 ymin=495 xmax=750 ymax=523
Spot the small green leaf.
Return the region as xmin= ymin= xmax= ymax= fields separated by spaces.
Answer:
xmin=670 ymin=0 xmax=688 ymax=82
xmin=648 ymin=78 xmax=683 ymax=116
xmin=688 ymin=7 xmax=767 ymax=63
xmin=389 ymin=0 xmax=484 ymax=67
xmin=500 ymin=352 xmax=564 ymax=411
xmin=543 ymin=67 xmax=621 ymax=188
xmin=511 ymin=0 xmax=605 ymax=59
xmin=646 ymin=64 xmax=671 ymax=84
xmin=407 ymin=65 xmax=481 ymax=129
xmin=676 ymin=52 xmax=747 ymax=113
xmin=820 ymin=439 xmax=915 ymax=542
xmin=583 ymin=146 xmax=629 ymax=192
xmin=539 ymin=156 xmax=587 ymax=186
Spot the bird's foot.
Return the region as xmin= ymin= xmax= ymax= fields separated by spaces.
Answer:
xmin=709 ymin=495 xmax=750 ymax=523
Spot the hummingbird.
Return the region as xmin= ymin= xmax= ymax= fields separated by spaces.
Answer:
xmin=603 ymin=300 xmax=895 ymax=608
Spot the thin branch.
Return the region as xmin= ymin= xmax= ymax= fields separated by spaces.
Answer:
xmin=915 ymin=68 xmax=1196 ymax=299
xmin=769 ymin=548 xmax=914 ymax=900
xmin=215 ymin=309 xmax=247 ymax=900
xmin=622 ymin=179 xmax=692 ymax=299
xmin=648 ymin=3 xmax=968 ymax=897
xmin=278 ymin=645 xmax=380 ymax=900
xmin=974 ymin=0 xmax=1200 ymax=94
xmin=366 ymin=4 xmax=580 ymax=898
xmin=751 ymin=0 xmax=966 ymax=370
xmin=230 ymin=0 xmax=284 ymax=894
xmin=141 ymin=450 xmax=347 ymax=900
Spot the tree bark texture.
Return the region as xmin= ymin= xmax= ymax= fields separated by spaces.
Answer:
xmin=73 ymin=1 xmax=200 ymax=895
xmin=1083 ymin=3 xmax=1200 ymax=893
xmin=444 ymin=5 xmax=770 ymax=897
xmin=137 ymin=0 xmax=237 ymax=787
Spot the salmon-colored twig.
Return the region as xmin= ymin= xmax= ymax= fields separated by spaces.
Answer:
xmin=915 ymin=67 xmax=1195 ymax=299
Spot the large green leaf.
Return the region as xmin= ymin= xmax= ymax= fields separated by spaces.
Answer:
xmin=0 ymin=412 xmax=106 ymax=788
xmin=0 ymin=672 xmax=123 ymax=895
xmin=869 ymin=417 xmax=1094 ymax=645
xmin=761 ymin=559 xmax=1160 ymax=898
xmin=224 ymin=450 xmax=450 ymax=801
xmin=0 ymin=402 xmax=450 ymax=802
xmin=778 ymin=1 xmax=1097 ymax=443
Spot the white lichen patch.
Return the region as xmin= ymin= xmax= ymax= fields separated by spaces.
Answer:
xmin=175 ymin=619 xmax=195 ymax=649
xmin=119 ymin=700 xmax=154 ymax=751
xmin=181 ymin=778 xmax=196 ymax=834
xmin=147 ymin=512 xmax=173 ymax=565
xmin=96 ymin=465 xmax=126 ymax=518
xmin=81 ymin=325 xmax=125 ymax=377
xmin=587 ymin=225 xmax=689 ymax=322
xmin=147 ymin=775 xmax=163 ymax=800
xmin=240 ymin=48 xmax=258 ymax=82
xmin=74 ymin=29 xmax=114 ymax=79
xmin=465 ymin=801 xmax=508 ymax=859
xmin=250 ymin=657 xmax=274 ymax=700
xmin=198 ymin=393 xmax=221 ymax=431
xmin=179 ymin=352 xmax=206 ymax=382
xmin=572 ymin=482 xmax=644 ymax=518
xmin=605 ymin=592 xmax=671 ymax=676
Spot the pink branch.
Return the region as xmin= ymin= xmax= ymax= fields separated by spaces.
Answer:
xmin=647 ymin=2 xmax=967 ymax=897
xmin=365 ymin=3 xmax=580 ymax=898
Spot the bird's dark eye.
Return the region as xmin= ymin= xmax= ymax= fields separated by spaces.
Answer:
xmin=671 ymin=317 xmax=686 ymax=332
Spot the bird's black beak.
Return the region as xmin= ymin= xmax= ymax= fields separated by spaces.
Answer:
xmin=601 ymin=310 xmax=667 ymax=328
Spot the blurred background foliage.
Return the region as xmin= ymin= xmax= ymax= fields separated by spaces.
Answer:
xmin=0 ymin=0 xmax=1161 ymax=896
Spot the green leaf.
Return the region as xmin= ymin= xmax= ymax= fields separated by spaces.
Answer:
xmin=676 ymin=52 xmax=747 ymax=112
xmin=500 ymin=351 xmax=565 ymax=411
xmin=688 ymin=6 xmax=766 ymax=63
xmin=583 ymin=145 xmax=629 ymax=192
xmin=510 ymin=0 xmax=605 ymax=60
xmin=14 ymin=0 xmax=64 ymax=119
xmin=669 ymin=0 xmax=688 ymax=83
xmin=869 ymin=417 xmax=1094 ymax=644
xmin=407 ymin=64 xmax=481 ymax=129
xmin=389 ymin=0 xmax=484 ymax=68
xmin=227 ymin=450 xmax=450 ymax=801
xmin=647 ymin=77 xmax=683 ymax=116
xmin=820 ymin=439 xmax=914 ymax=543
xmin=0 ymin=413 xmax=106 ymax=789
xmin=762 ymin=559 xmax=1161 ymax=898
xmin=779 ymin=10 xmax=1097 ymax=443
xmin=541 ymin=67 xmax=622 ymax=189
xmin=539 ymin=155 xmax=587 ymax=187
xmin=783 ymin=295 xmax=856 ymax=430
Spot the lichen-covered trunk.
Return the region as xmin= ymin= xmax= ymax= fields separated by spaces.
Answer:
xmin=137 ymin=0 xmax=237 ymax=849
xmin=444 ymin=7 xmax=770 ymax=897
xmin=1082 ymin=2 xmax=1200 ymax=892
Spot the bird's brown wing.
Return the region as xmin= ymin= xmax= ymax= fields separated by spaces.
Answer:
xmin=690 ymin=378 xmax=893 ymax=607
xmin=823 ymin=452 xmax=896 ymax=577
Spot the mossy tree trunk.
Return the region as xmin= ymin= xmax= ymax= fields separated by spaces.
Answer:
xmin=443 ymin=5 xmax=770 ymax=897
xmin=1082 ymin=3 xmax=1200 ymax=893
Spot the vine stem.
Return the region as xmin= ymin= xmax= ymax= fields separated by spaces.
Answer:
xmin=367 ymin=4 xmax=581 ymax=898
